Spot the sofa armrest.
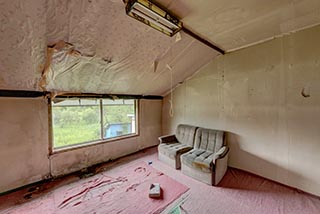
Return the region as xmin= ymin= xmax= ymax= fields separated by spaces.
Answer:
xmin=212 ymin=146 xmax=229 ymax=185
xmin=158 ymin=134 xmax=177 ymax=144
xmin=214 ymin=146 xmax=229 ymax=160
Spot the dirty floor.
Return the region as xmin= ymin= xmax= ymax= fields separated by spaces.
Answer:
xmin=0 ymin=147 xmax=320 ymax=214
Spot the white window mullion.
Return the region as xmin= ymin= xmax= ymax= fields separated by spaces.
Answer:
xmin=100 ymin=99 xmax=104 ymax=140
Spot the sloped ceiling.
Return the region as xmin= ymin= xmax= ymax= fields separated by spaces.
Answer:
xmin=163 ymin=0 xmax=320 ymax=51
xmin=1 ymin=0 xmax=320 ymax=95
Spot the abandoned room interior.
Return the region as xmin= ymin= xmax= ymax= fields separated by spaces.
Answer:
xmin=1 ymin=0 xmax=320 ymax=213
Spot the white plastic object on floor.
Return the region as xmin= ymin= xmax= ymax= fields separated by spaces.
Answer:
xmin=149 ymin=183 xmax=161 ymax=198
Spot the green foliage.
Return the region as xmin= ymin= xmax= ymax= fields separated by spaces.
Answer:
xmin=54 ymin=124 xmax=100 ymax=147
xmin=53 ymin=106 xmax=100 ymax=127
xmin=52 ymin=104 xmax=135 ymax=148
xmin=103 ymin=105 xmax=134 ymax=127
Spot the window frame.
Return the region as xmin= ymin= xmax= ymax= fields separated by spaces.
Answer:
xmin=48 ymin=98 xmax=139 ymax=154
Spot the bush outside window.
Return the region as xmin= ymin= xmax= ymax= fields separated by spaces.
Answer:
xmin=51 ymin=98 xmax=137 ymax=149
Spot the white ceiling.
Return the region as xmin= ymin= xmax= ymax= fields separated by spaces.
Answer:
xmin=0 ymin=0 xmax=319 ymax=95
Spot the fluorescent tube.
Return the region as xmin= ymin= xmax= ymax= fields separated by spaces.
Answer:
xmin=125 ymin=0 xmax=182 ymax=36
xmin=133 ymin=3 xmax=179 ymax=30
xmin=131 ymin=8 xmax=174 ymax=34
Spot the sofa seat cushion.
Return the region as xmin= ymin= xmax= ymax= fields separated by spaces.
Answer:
xmin=158 ymin=142 xmax=193 ymax=159
xmin=181 ymin=149 xmax=215 ymax=173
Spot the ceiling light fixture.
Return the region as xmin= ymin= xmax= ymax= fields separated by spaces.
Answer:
xmin=125 ymin=0 xmax=183 ymax=36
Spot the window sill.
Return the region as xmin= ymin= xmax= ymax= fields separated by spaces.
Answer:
xmin=50 ymin=133 xmax=139 ymax=155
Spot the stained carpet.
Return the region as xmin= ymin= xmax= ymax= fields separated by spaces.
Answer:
xmin=1 ymin=162 xmax=188 ymax=214
xmin=1 ymin=147 xmax=320 ymax=214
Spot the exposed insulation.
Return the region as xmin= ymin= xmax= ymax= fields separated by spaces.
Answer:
xmin=2 ymin=0 xmax=320 ymax=94
xmin=42 ymin=0 xmax=219 ymax=95
xmin=0 ymin=0 xmax=220 ymax=95
xmin=39 ymin=37 xmax=217 ymax=94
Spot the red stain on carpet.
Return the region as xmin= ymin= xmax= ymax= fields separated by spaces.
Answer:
xmin=134 ymin=167 xmax=146 ymax=173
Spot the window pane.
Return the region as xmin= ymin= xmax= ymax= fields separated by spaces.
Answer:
xmin=102 ymin=99 xmax=136 ymax=139
xmin=52 ymin=99 xmax=101 ymax=148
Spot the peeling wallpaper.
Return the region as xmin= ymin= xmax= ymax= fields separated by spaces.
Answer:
xmin=1 ymin=0 xmax=320 ymax=95
xmin=0 ymin=0 xmax=218 ymax=94
xmin=1 ymin=0 xmax=320 ymax=196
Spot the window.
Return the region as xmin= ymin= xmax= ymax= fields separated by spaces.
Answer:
xmin=51 ymin=98 xmax=137 ymax=149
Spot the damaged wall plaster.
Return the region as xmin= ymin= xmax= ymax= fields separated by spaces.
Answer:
xmin=0 ymin=98 xmax=162 ymax=193
xmin=0 ymin=0 xmax=218 ymax=95
xmin=39 ymin=36 xmax=217 ymax=95
xmin=2 ymin=0 xmax=320 ymax=95
xmin=162 ymin=25 xmax=320 ymax=196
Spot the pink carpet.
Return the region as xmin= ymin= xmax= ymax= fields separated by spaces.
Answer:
xmin=1 ymin=162 xmax=189 ymax=214
xmin=1 ymin=147 xmax=320 ymax=214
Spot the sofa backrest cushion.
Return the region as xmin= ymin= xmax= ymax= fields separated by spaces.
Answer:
xmin=194 ymin=128 xmax=225 ymax=153
xmin=175 ymin=124 xmax=197 ymax=147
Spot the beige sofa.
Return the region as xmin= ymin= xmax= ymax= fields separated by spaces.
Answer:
xmin=158 ymin=124 xmax=197 ymax=169
xmin=180 ymin=128 xmax=229 ymax=186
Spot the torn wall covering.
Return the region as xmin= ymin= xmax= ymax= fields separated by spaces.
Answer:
xmin=40 ymin=37 xmax=217 ymax=95
xmin=0 ymin=0 xmax=218 ymax=95
xmin=1 ymin=0 xmax=320 ymax=94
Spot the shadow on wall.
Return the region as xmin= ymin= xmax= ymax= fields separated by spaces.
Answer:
xmin=224 ymin=132 xmax=305 ymax=191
